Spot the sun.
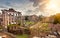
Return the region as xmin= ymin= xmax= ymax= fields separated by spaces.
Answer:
xmin=45 ymin=0 xmax=60 ymax=13
xmin=46 ymin=0 xmax=58 ymax=10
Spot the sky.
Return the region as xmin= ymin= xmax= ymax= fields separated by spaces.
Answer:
xmin=0 ymin=0 xmax=34 ymax=15
xmin=0 ymin=0 xmax=39 ymax=16
xmin=0 ymin=0 xmax=60 ymax=16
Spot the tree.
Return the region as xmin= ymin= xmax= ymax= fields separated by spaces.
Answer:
xmin=39 ymin=15 xmax=44 ymax=21
xmin=53 ymin=13 xmax=60 ymax=24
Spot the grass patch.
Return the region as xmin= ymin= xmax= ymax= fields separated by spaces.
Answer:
xmin=16 ymin=34 xmax=29 ymax=38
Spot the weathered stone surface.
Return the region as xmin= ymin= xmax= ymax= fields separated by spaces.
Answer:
xmin=0 ymin=32 xmax=16 ymax=38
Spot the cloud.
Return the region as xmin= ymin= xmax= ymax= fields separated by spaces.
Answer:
xmin=29 ymin=0 xmax=48 ymax=6
xmin=25 ymin=7 xmax=40 ymax=15
xmin=29 ymin=0 xmax=57 ymax=16
xmin=0 ymin=0 xmax=35 ymax=15
xmin=0 ymin=0 xmax=53 ymax=16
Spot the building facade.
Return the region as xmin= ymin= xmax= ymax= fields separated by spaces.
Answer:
xmin=1 ymin=8 xmax=22 ymax=28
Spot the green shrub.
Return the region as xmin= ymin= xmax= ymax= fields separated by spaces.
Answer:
xmin=25 ymin=21 xmax=34 ymax=26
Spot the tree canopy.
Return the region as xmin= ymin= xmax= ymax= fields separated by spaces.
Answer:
xmin=53 ymin=13 xmax=60 ymax=24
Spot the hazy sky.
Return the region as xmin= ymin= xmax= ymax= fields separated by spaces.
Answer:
xmin=0 ymin=0 xmax=60 ymax=16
